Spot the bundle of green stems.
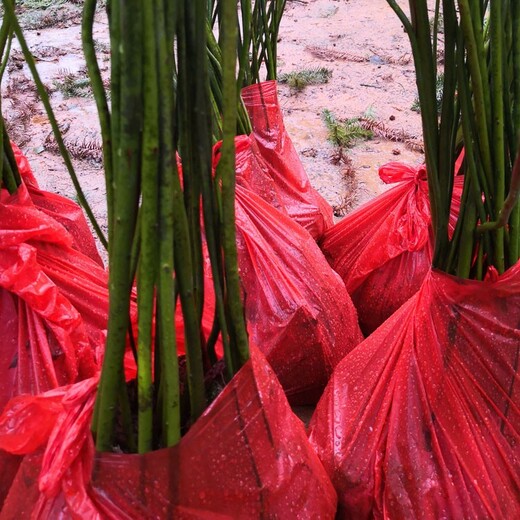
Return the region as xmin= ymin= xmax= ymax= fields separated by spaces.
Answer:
xmin=207 ymin=0 xmax=287 ymax=139
xmin=387 ymin=0 xmax=520 ymax=278
xmin=83 ymin=0 xmax=250 ymax=453
xmin=1 ymin=0 xmax=252 ymax=453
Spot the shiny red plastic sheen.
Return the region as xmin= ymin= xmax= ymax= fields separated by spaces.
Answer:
xmin=0 ymin=348 xmax=337 ymax=519
xmin=213 ymin=137 xmax=363 ymax=404
xmin=241 ymin=80 xmax=334 ymax=240
xmin=11 ymin=144 xmax=104 ymax=267
xmin=0 ymin=183 xmax=108 ymax=506
xmin=308 ymin=264 xmax=520 ymax=519
xmin=0 ymin=187 xmax=100 ymax=409
xmin=320 ymin=162 xmax=462 ymax=335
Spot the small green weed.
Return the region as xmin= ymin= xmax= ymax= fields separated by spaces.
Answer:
xmin=54 ymin=69 xmax=92 ymax=98
xmin=322 ymin=109 xmax=373 ymax=148
xmin=18 ymin=0 xmax=67 ymax=8
xmin=279 ymin=67 xmax=332 ymax=92
xmin=18 ymin=3 xmax=82 ymax=30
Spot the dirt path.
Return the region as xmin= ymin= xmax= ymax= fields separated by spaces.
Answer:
xmin=2 ymin=0 xmax=425 ymax=259
xmin=278 ymin=0 xmax=424 ymax=213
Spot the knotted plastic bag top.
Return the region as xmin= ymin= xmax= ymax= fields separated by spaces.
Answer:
xmin=241 ymin=80 xmax=334 ymax=240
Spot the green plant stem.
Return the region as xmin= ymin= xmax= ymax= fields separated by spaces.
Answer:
xmin=457 ymin=0 xmax=493 ymax=187
xmin=0 ymin=28 xmax=13 ymax=81
xmin=490 ymin=0 xmax=506 ymax=273
xmin=238 ymin=0 xmax=252 ymax=87
xmin=94 ymin=0 xmax=143 ymax=451
xmin=437 ymin=0 xmax=459 ymax=249
xmin=510 ymin=0 xmax=520 ymax=264
xmin=136 ymin=0 xmax=160 ymax=454
xmin=2 ymin=152 xmax=18 ymax=193
xmin=2 ymin=139 xmax=20 ymax=186
xmin=176 ymin=0 xmax=207 ymax=424
xmin=0 ymin=15 xmax=10 ymax=191
xmin=82 ymin=0 xmax=114 ymax=243
xmin=219 ymin=0 xmax=249 ymax=372
xmin=2 ymin=0 xmax=107 ymax=249
xmin=457 ymin=183 xmax=478 ymax=278
xmin=155 ymin=0 xmax=180 ymax=446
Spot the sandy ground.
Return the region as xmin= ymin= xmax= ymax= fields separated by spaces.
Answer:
xmin=2 ymin=0 xmax=426 ymax=260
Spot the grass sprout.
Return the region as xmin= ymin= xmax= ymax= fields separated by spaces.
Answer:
xmin=279 ymin=67 xmax=332 ymax=92
xmin=18 ymin=0 xmax=67 ymax=8
xmin=19 ymin=4 xmax=82 ymax=30
xmin=53 ymin=69 xmax=92 ymax=98
xmin=322 ymin=109 xmax=372 ymax=148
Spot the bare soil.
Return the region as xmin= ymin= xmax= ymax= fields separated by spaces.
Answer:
xmin=2 ymin=0 xmax=425 ymax=261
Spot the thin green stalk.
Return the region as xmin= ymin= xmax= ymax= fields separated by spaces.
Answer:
xmin=176 ymin=0 xmax=207 ymax=423
xmin=155 ymin=0 xmax=180 ymax=445
xmin=458 ymin=0 xmax=493 ymax=187
xmin=436 ymin=0 xmax=459 ymax=262
xmin=238 ymin=0 xmax=252 ymax=87
xmin=457 ymin=184 xmax=478 ymax=278
xmin=2 ymin=0 xmax=107 ymax=249
xmin=0 ymin=29 xmax=13 ymax=80
xmin=457 ymin=39 xmax=495 ymax=271
xmin=1 ymin=118 xmax=21 ymax=187
xmin=219 ymin=0 xmax=249 ymax=371
xmin=108 ymin=0 xmax=120 ymax=237
xmin=432 ymin=0 xmax=441 ymax=63
xmin=2 ymin=152 xmax=18 ymax=193
xmin=82 ymin=0 xmax=114 ymax=242
xmin=490 ymin=0 xmax=506 ymax=272
xmin=510 ymin=0 xmax=520 ymax=263
xmin=179 ymin=0 xmax=209 ymax=327
xmin=94 ymin=0 xmax=143 ymax=451
xmin=0 ymin=7 xmax=12 ymax=191
xmin=136 ymin=0 xmax=160 ymax=454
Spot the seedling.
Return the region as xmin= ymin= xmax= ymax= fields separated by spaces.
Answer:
xmin=279 ymin=67 xmax=332 ymax=92
xmin=53 ymin=69 xmax=92 ymax=98
xmin=322 ymin=109 xmax=372 ymax=148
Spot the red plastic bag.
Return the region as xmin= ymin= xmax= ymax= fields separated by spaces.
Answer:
xmin=241 ymin=80 xmax=333 ymax=240
xmin=0 ymin=348 xmax=337 ymax=519
xmin=308 ymin=263 xmax=520 ymax=519
xmin=320 ymin=162 xmax=462 ymax=335
xmin=0 ymin=189 xmax=99 ymax=410
xmin=213 ymin=139 xmax=363 ymax=404
xmin=11 ymin=143 xmax=104 ymax=267
xmin=0 ymin=184 xmax=108 ymax=505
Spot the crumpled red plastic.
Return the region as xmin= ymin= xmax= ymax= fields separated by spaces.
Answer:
xmin=213 ymin=137 xmax=363 ymax=405
xmin=0 ymin=182 xmax=110 ymax=506
xmin=320 ymin=162 xmax=463 ymax=335
xmin=241 ymin=80 xmax=333 ymax=240
xmin=0 ymin=185 xmax=99 ymax=410
xmin=308 ymin=262 xmax=520 ymax=519
xmin=0 ymin=348 xmax=337 ymax=519
xmin=11 ymin=143 xmax=104 ymax=267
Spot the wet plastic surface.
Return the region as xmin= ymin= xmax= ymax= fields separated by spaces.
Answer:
xmin=241 ymin=80 xmax=333 ymax=240
xmin=0 ymin=182 xmax=105 ymax=507
xmin=213 ymin=137 xmax=363 ymax=405
xmin=0 ymin=184 xmax=100 ymax=410
xmin=12 ymin=144 xmax=104 ymax=267
xmin=0 ymin=348 xmax=337 ymax=519
xmin=308 ymin=263 xmax=520 ymax=519
xmin=321 ymin=162 xmax=462 ymax=335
